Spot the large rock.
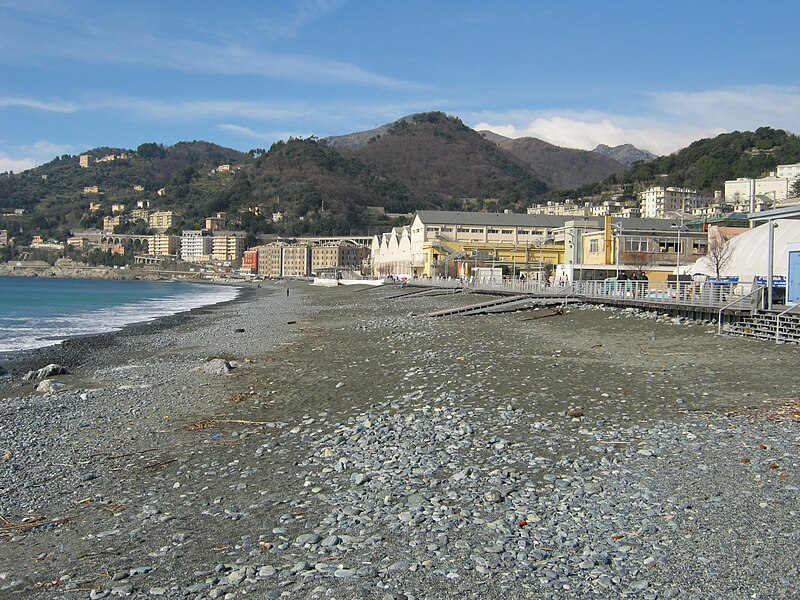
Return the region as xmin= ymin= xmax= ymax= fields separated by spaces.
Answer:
xmin=36 ymin=379 xmax=66 ymax=394
xmin=191 ymin=358 xmax=233 ymax=376
xmin=23 ymin=364 xmax=70 ymax=380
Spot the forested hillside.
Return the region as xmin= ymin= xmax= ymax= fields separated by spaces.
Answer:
xmin=607 ymin=127 xmax=800 ymax=192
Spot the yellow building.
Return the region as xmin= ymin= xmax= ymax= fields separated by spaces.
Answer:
xmin=282 ymin=244 xmax=311 ymax=276
xmin=406 ymin=211 xmax=570 ymax=278
xmin=103 ymin=216 xmax=123 ymax=233
xmin=148 ymin=211 xmax=174 ymax=231
xmin=150 ymin=234 xmax=181 ymax=257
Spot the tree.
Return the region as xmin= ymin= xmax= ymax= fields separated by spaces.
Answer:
xmin=623 ymin=251 xmax=656 ymax=277
xmin=706 ymin=228 xmax=734 ymax=280
xmin=792 ymin=178 xmax=800 ymax=198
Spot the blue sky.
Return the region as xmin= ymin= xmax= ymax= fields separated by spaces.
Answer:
xmin=2 ymin=0 xmax=800 ymax=172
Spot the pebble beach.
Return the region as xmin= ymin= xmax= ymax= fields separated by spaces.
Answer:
xmin=1 ymin=282 xmax=799 ymax=599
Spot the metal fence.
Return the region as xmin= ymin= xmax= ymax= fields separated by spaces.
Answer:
xmin=413 ymin=277 xmax=765 ymax=311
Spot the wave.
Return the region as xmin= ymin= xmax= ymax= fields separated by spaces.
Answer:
xmin=0 ymin=283 xmax=239 ymax=353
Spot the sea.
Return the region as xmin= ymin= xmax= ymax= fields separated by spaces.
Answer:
xmin=0 ymin=277 xmax=240 ymax=354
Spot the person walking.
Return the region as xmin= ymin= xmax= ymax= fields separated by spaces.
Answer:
xmin=286 ymin=288 xmax=290 ymax=297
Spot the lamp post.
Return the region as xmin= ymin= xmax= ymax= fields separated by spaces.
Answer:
xmin=610 ymin=222 xmax=622 ymax=278
xmin=668 ymin=211 xmax=688 ymax=297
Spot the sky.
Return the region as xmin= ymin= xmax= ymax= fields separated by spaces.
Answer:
xmin=2 ymin=0 xmax=800 ymax=172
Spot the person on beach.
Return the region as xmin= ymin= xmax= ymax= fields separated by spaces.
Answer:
xmin=286 ymin=288 xmax=290 ymax=297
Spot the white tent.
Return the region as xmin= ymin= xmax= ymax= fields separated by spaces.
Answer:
xmin=690 ymin=219 xmax=800 ymax=280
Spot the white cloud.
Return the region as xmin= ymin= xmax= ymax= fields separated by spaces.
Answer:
xmin=0 ymin=4 xmax=416 ymax=89
xmin=0 ymin=96 xmax=78 ymax=112
xmin=471 ymin=112 xmax=721 ymax=156
xmin=92 ymin=97 xmax=323 ymax=121
xmin=217 ymin=123 xmax=315 ymax=142
xmin=0 ymin=154 xmax=38 ymax=173
xmin=253 ymin=0 xmax=345 ymax=41
xmin=651 ymin=86 xmax=800 ymax=132
xmin=0 ymin=140 xmax=75 ymax=172
xmin=470 ymin=85 xmax=800 ymax=156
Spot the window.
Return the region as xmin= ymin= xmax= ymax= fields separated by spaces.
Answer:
xmin=487 ymin=228 xmax=499 ymax=234
xmin=501 ymin=229 xmax=512 ymax=234
xmin=518 ymin=230 xmax=529 ymax=235
xmin=624 ymin=237 xmax=648 ymax=253
xmin=589 ymin=239 xmax=599 ymax=254
xmin=471 ymin=228 xmax=483 ymax=233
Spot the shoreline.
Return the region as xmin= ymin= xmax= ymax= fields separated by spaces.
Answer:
xmin=0 ymin=278 xmax=251 ymax=376
xmin=0 ymin=284 xmax=798 ymax=598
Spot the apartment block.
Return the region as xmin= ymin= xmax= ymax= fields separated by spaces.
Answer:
xmin=282 ymin=244 xmax=312 ymax=277
xmin=311 ymin=240 xmax=369 ymax=274
xmin=242 ymin=248 xmax=259 ymax=272
xmin=149 ymin=211 xmax=174 ymax=231
xmin=150 ymin=234 xmax=181 ymax=257
xmin=257 ymin=244 xmax=284 ymax=277
xmin=639 ymin=187 xmax=705 ymax=218
xmin=103 ymin=216 xmax=123 ymax=233
xmin=210 ymin=231 xmax=245 ymax=263
xmin=79 ymin=154 xmax=92 ymax=168
xmin=180 ymin=230 xmax=212 ymax=262
xmin=205 ymin=212 xmax=227 ymax=231
xmin=0 ymin=229 xmax=7 ymax=245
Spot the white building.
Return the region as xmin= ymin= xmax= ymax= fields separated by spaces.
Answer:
xmin=180 ymin=230 xmax=212 ymax=262
xmin=724 ymin=163 xmax=800 ymax=211
xmin=639 ymin=187 xmax=705 ymax=218
xmin=371 ymin=226 xmax=413 ymax=277
xmin=776 ymin=162 xmax=800 ymax=179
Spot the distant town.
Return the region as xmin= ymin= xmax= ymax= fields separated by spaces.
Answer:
xmin=2 ymin=156 xmax=798 ymax=284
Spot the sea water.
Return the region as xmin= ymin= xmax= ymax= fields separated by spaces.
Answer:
xmin=0 ymin=277 xmax=239 ymax=353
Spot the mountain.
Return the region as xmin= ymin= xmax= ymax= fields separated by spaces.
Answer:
xmin=608 ymin=127 xmax=800 ymax=193
xmin=490 ymin=136 xmax=628 ymax=190
xmin=0 ymin=141 xmax=248 ymax=240
xmin=593 ymin=143 xmax=656 ymax=166
xmin=335 ymin=112 xmax=547 ymax=206
xmin=478 ymin=130 xmax=512 ymax=144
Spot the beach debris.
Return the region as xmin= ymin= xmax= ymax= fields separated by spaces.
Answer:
xmin=191 ymin=358 xmax=233 ymax=376
xmin=187 ymin=418 xmax=271 ymax=430
xmin=566 ymin=407 xmax=584 ymax=418
xmin=483 ymin=490 xmax=503 ymax=503
xmin=0 ymin=515 xmax=73 ymax=534
xmin=35 ymin=379 xmax=66 ymax=394
xmin=520 ymin=306 xmax=565 ymax=321
xmin=22 ymin=364 xmax=70 ymax=381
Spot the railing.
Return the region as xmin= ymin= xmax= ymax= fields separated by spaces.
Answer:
xmin=775 ymin=304 xmax=800 ymax=344
xmin=409 ymin=277 xmax=764 ymax=314
xmin=579 ymin=279 xmax=762 ymax=310
xmin=717 ymin=287 xmax=765 ymax=335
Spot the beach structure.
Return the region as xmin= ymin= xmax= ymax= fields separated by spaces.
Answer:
xmin=371 ymin=211 xmax=710 ymax=282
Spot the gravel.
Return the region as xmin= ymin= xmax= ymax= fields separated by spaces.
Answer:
xmin=0 ymin=281 xmax=798 ymax=599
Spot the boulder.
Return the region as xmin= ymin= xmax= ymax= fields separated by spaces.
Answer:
xmin=192 ymin=358 xmax=233 ymax=376
xmin=23 ymin=364 xmax=70 ymax=381
xmin=36 ymin=379 xmax=66 ymax=394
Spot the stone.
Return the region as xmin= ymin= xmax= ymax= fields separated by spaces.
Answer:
xmin=36 ymin=379 xmax=65 ymax=394
xmin=191 ymin=358 xmax=233 ymax=376
xmin=23 ymin=363 xmax=69 ymax=380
